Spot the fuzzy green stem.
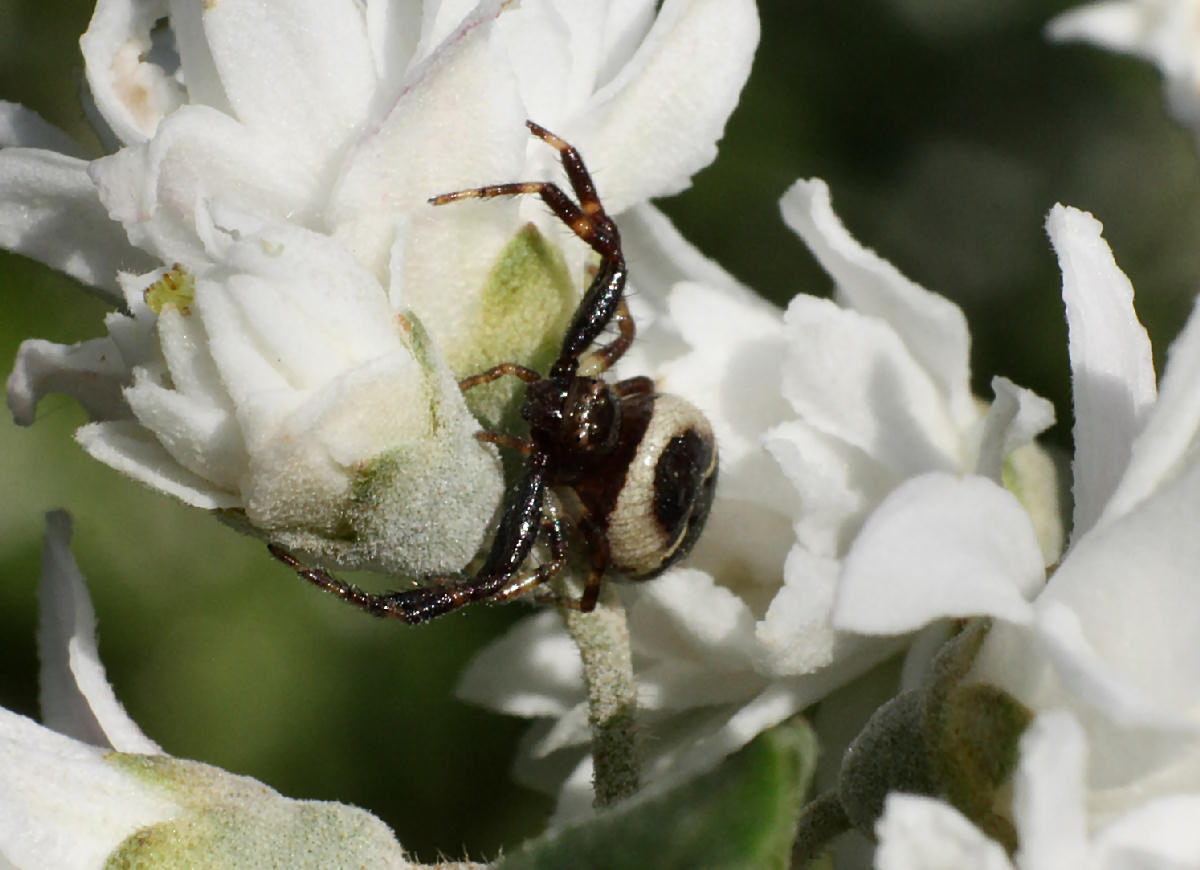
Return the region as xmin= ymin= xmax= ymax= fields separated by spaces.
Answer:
xmin=790 ymin=790 xmax=851 ymax=869
xmin=561 ymin=587 xmax=640 ymax=807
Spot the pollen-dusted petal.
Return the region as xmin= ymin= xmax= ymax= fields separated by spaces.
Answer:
xmin=781 ymin=178 xmax=975 ymax=430
xmin=198 ymin=0 xmax=376 ymax=175
xmin=76 ymin=420 xmax=242 ymax=509
xmin=80 ymin=0 xmax=187 ymax=144
xmin=834 ymin=472 xmax=1043 ymax=635
xmin=0 ymin=148 xmax=152 ymax=297
xmin=1047 ymin=204 xmax=1156 ymax=541
xmin=783 ymin=295 xmax=962 ymax=477
xmin=564 ymin=0 xmax=759 ymax=212
xmin=38 ymin=510 xmax=162 ymax=755
xmin=8 ymin=336 xmax=131 ymax=426
xmin=875 ymin=794 xmax=1012 ymax=870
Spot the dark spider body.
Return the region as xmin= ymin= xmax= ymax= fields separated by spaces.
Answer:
xmin=270 ymin=121 xmax=718 ymax=624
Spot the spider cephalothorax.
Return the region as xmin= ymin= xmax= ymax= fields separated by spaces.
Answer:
xmin=271 ymin=121 xmax=717 ymax=624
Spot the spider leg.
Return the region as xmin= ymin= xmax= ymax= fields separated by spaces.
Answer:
xmin=270 ymin=453 xmax=552 ymax=625
xmin=578 ymin=297 xmax=635 ymax=377
xmin=458 ymin=362 xmax=541 ymax=392
xmin=493 ymin=496 xmax=569 ymax=603
xmin=475 ymin=430 xmax=534 ymax=455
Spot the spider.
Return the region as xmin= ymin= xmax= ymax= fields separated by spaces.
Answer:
xmin=270 ymin=121 xmax=718 ymax=624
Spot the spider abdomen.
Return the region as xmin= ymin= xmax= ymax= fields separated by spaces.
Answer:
xmin=576 ymin=393 xmax=718 ymax=579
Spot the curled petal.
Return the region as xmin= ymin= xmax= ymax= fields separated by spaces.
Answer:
xmin=8 ymin=337 xmax=131 ymax=425
xmin=973 ymin=375 xmax=1056 ymax=483
xmin=80 ymin=0 xmax=186 ymax=144
xmin=38 ymin=510 xmax=161 ymax=754
xmin=781 ymin=178 xmax=975 ymax=430
xmin=1046 ymin=204 xmax=1155 ymax=541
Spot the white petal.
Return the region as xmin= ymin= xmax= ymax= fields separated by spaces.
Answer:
xmin=8 ymin=337 xmax=131 ymax=425
xmin=660 ymin=281 xmax=790 ymax=474
xmin=564 ymin=0 xmax=759 ymax=212
xmin=755 ymin=546 xmax=839 ymax=675
xmin=0 ymin=710 xmax=178 ymax=870
xmin=782 ymin=295 xmax=962 ymax=477
xmin=875 ymin=794 xmax=1012 ymax=870
xmin=38 ymin=511 xmax=161 ymax=755
xmin=1035 ymin=447 xmax=1200 ymax=728
xmin=1046 ymin=204 xmax=1155 ymax=541
xmin=780 ymin=178 xmax=976 ymax=430
xmin=1094 ymin=794 xmax=1200 ymax=867
xmin=619 ymin=202 xmax=756 ymax=301
xmin=973 ymin=375 xmax=1056 ymax=482
xmin=199 ymin=0 xmax=376 ymax=173
xmin=124 ymin=370 xmax=246 ymax=491
xmin=89 ymin=105 xmax=316 ymax=265
xmin=835 ymin=473 xmax=1042 ymax=635
xmin=456 ymin=611 xmax=584 ymax=718
xmin=0 ymin=102 xmax=84 ymax=155
xmin=80 ymin=0 xmax=186 ymax=143
xmin=0 ymin=148 xmax=151 ymax=296
xmin=1012 ymin=711 xmax=1090 ymax=870
xmin=1102 ymin=295 xmax=1200 ymax=526
xmin=76 ymin=420 xmax=242 ymax=509
xmin=328 ymin=1 xmax=525 ymax=278
xmin=626 ymin=569 xmax=759 ymax=673
xmin=1047 ymin=2 xmax=1158 ymax=53
xmin=364 ymin=0 xmax=421 ymax=96
xmin=764 ymin=419 xmax=885 ymax=556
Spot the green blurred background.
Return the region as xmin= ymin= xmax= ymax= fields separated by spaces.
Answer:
xmin=2 ymin=0 xmax=1198 ymax=862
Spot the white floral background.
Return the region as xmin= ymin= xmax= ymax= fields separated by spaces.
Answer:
xmin=3 ymin=0 xmax=1200 ymax=863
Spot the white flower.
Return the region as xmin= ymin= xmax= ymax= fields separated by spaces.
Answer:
xmin=459 ymin=178 xmax=1060 ymax=819
xmin=4 ymin=0 xmax=759 ymax=574
xmin=1049 ymin=0 xmax=1200 ymax=135
xmin=3 ymin=511 xmax=417 ymax=869
xmin=875 ymin=711 xmax=1200 ymax=870
xmin=836 ymin=204 xmax=1200 ymax=836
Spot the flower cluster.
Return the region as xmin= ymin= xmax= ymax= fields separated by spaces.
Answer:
xmin=5 ymin=0 xmax=1200 ymax=867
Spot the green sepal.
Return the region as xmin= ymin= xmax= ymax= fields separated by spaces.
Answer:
xmin=452 ymin=223 xmax=577 ymax=429
xmin=494 ymin=719 xmax=819 ymax=870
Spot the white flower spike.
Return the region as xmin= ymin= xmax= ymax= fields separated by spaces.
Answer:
xmin=5 ymin=0 xmax=759 ymax=578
